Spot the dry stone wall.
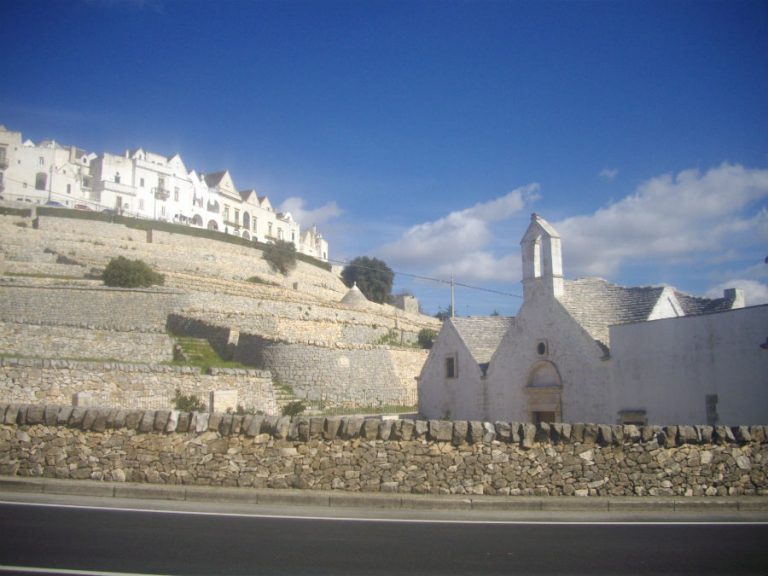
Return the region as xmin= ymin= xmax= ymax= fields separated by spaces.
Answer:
xmin=1 ymin=404 xmax=766 ymax=497
xmin=0 ymin=323 xmax=174 ymax=364
xmin=0 ymin=359 xmax=277 ymax=414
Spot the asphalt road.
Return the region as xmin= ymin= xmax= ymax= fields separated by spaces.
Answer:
xmin=1 ymin=499 xmax=767 ymax=576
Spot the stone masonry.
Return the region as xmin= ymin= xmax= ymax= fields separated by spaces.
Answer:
xmin=2 ymin=404 xmax=766 ymax=497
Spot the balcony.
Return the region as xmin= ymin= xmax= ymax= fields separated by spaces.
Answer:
xmin=99 ymin=180 xmax=136 ymax=196
xmin=153 ymin=187 xmax=170 ymax=201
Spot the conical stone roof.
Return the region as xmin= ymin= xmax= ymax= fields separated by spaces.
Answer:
xmin=340 ymin=282 xmax=372 ymax=309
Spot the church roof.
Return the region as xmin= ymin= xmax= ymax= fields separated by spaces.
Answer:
xmin=450 ymin=317 xmax=515 ymax=365
xmin=674 ymin=291 xmax=738 ymax=315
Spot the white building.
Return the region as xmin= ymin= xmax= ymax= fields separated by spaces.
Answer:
xmin=0 ymin=125 xmax=329 ymax=261
xmin=418 ymin=213 xmax=767 ymax=425
xmin=0 ymin=125 xmax=96 ymax=208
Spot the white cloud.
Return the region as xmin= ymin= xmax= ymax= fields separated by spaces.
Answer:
xmin=278 ymin=197 xmax=342 ymax=227
xmin=706 ymin=279 xmax=768 ymax=306
xmin=554 ymin=163 xmax=768 ymax=277
xmin=599 ymin=168 xmax=619 ymax=181
xmin=377 ymin=184 xmax=539 ymax=282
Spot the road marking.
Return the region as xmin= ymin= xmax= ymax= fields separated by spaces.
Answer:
xmin=2 ymin=499 xmax=767 ymax=526
xmin=0 ymin=565 xmax=170 ymax=576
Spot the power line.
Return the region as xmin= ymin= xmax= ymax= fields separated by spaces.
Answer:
xmin=330 ymin=257 xmax=523 ymax=300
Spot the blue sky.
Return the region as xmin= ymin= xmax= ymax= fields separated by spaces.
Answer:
xmin=2 ymin=0 xmax=767 ymax=315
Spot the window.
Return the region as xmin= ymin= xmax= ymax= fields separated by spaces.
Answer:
xmin=268 ymin=222 xmax=273 ymax=236
xmin=0 ymin=146 xmax=7 ymax=167
xmin=223 ymin=205 xmax=230 ymax=222
xmin=536 ymin=340 xmax=548 ymax=356
xmin=253 ymin=218 xmax=257 ymax=232
xmin=66 ymin=184 xmax=71 ymax=195
xmin=35 ymin=172 xmax=47 ymax=191
xmin=39 ymin=156 xmax=45 ymax=166
xmin=278 ymin=228 xmax=284 ymax=240
xmin=115 ymin=172 xmax=121 ymax=184
xmin=234 ymin=209 xmax=240 ymax=224
xmin=139 ymin=199 xmax=145 ymax=211
xmin=140 ymin=178 xmax=145 ymax=187
xmin=174 ymin=187 xmax=179 ymax=202
xmin=445 ymin=355 xmax=457 ymax=379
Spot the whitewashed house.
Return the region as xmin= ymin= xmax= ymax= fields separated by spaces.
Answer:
xmin=418 ymin=213 xmax=767 ymax=425
xmin=0 ymin=125 xmax=95 ymax=207
xmin=1 ymin=125 xmax=330 ymax=261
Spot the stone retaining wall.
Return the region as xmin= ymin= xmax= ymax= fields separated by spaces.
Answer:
xmin=2 ymin=405 xmax=766 ymax=497
xmin=0 ymin=359 xmax=276 ymax=414
xmin=0 ymin=283 xmax=186 ymax=332
xmin=0 ymin=323 xmax=174 ymax=364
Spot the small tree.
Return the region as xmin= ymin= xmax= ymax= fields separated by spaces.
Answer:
xmin=263 ymin=240 xmax=297 ymax=275
xmin=342 ymin=256 xmax=394 ymax=304
xmin=417 ymin=328 xmax=437 ymax=349
xmin=281 ymin=400 xmax=306 ymax=417
xmin=173 ymin=389 xmax=206 ymax=412
xmin=102 ymin=256 xmax=165 ymax=288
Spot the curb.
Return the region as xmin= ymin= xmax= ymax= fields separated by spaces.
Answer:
xmin=2 ymin=476 xmax=768 ymax=513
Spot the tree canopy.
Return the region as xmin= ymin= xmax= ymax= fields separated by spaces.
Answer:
xmin=341 ymin=256 xmax=394 ymax=304
xmin=263 ymin=239 xmax=297 ymax=275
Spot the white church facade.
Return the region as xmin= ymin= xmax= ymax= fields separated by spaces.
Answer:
xmin=0 ymin=125 xmax=328 ymax=261
xmin=418 ymin=213 xmax=768 ymax=426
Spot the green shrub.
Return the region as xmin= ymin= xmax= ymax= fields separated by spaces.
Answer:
xmin=263 ymin=240 xmax=298 ymax=276
xmin=173 ymin=389 xmax=206 ymax=412
xmin=281 ymin=400 xmax=306 ymax=417
xmin=102 ymin=256 xmax=165 ymax=288
xmin=417 ymin=328 xmax=438 ymax=349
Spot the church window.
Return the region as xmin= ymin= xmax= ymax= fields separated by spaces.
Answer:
xmin=536 ymin=340 xmax=548 ymax=356
xmin=445 ymin=355 xmax=457 ymax=379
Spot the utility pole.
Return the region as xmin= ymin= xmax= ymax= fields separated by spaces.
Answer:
xmin=450 ymin=273 xmax=455 ymax=318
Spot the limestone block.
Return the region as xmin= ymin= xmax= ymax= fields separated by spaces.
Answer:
xmin=696 ymin=425 xmax=714 ymax=443
xmin=571 ymin=423 xmax=585 ymax=443
xmin=43 ymin=405 xmax=59 ymax=426
xmin=494 ymin=421 xmax=512 ymax=443
xmin=520 ymin=423 xmax=536 ymax=449
xmin=714 ymin=425 xmax=735 ymax=444
xmin=452 ymin=421 xmax=468 ymax=445
xmin=467 ymin=421 xmax=483 ymax=444
xmin=154 ymin=411 xmax=170 ymax=433
xmin=69 ymin=407 xmax=87 ymax=428
xmin=361 ymin=418 xmax=380 ymax=440
xmin=482 ymin=422 xmax=496 ymax=443
xmin=662 ymin=426 xmax=678 ymax=447
xmin=510 ymin=422 xmax=523 ymax=444
xmin=397 ymin=419 xmax=415 ymax=441
xmin=91 ymin=410 xmax=108 ymax=432
xmin=378 ymin=420 xmax=393 ymax=441
xmin=535 ymin=423 xmax=551 ymax=443
xmin=749 ymin=426 xmax=766 ymax=443
xmin=138 ymin=411 xmax=155 ymax=433
xmin=26 ymin=405 xmax=45 ymax=425
xmin=677 ymin=426 xmax=698 ymax=445
xmin=124 ymin=410 xmax=142 ymax=430
xmin=622 ymin=425 xmax=641 ymax=443
xmin=57 ymin=407 xmax=73 ymax=427
xmin=274 ymin=416 xmax=291 ymax=439
xmin=582 ymin=424 xmax=599 ymax=444
xmin=195 ymin=412 xmax=209 ymax=434
xmin=733 ymin=426 xmax=752 ymax=443
xmin=166 ymin=410 xmax=179 ymax=433
xmin=0 ymin=405 xmax=7 ymax=422
xmin=176 ymin=412 xmax=190 ymax=433
xmin=597 ymin=425 xmax=612 ymax=446
xmin=309 ymin=417 xmax=325 ymax=438
xmin=207 ymin=412 xmax=223 ymax=433
xmin=428 ymin=420 xmax=453 ymax=442
xmin=324 ymin=417 xmax=342 ymax=440
xmin=413 ymin=420 xmax=429 ymax=439
xmin=219 ymin=415 xmax=234 ymax=436
xmin=341 ymin=417 xmax=364 ymax=440
xmin=72 ymin=392 xmax=93 ymax=407
xmin=245 ymin=415 xmax=264 ymax=437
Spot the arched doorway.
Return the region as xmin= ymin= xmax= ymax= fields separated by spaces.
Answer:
xmin=191 ymin=214 xmax=203 ymax=227
xmin=242 ymin=231 xmax=250 ymax=240
xmin=207 ymin=220 xmax=219 ymax=231
xmin=525 ymin=361 xmax=562 ymax=423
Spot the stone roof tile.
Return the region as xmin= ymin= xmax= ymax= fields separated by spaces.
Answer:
xmin=450 ymin=317 xmax=515 ymax=365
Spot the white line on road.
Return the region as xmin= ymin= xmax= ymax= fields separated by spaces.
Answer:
xmin=0 ymin=565 xmax=170 ymax=576
xmin=2 ymin=499 xmax=767 ymax=526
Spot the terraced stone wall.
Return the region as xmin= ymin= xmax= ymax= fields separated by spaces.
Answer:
xmin=1 ymin=404 xmax=766 ymax=497
xmin=0 ymin=360 xmax=276 ymax=414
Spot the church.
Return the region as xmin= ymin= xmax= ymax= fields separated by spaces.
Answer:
xmin=418 ymin=214 xmax=768 ymax=426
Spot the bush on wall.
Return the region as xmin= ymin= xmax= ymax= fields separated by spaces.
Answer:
xmin=263 ymin=240 xmax=298 ymax=276
xmin=102 ymin=256 xmax=165 ymax=288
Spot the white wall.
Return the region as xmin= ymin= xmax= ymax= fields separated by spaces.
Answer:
xmin=610 ymin=305 xmax=768 ymax=425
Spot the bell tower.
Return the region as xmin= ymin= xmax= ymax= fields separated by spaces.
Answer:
xmin=520 ymin=213 xmax=564 ymax=301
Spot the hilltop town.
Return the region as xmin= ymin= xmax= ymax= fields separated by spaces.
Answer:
xmin=0 ymin=127 xmax=441 ymax=416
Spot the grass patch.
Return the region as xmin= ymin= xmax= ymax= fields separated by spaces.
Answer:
xmin=4 ymin=272 xmax=86 ymax=281
xmin=316 ymin=404 xmax=417 ymax=416
xmin=171 ymin=336 xmax=250 ymax=371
